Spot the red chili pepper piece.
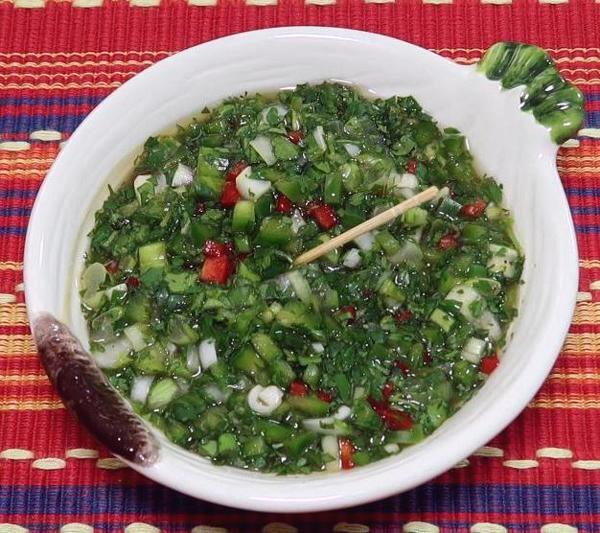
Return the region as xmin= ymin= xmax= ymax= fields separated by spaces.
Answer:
xmin=195 ymin=201 xmax=207 ymax=215
xmin=317 ymin=390 xmax=333 ymax=403
xmin=460 ymin=199 xmax=487 ymax=219
xmin=382 ymin=382 xmax=394 ymax=400
xmin=438 ymin=233 xmax=460 ymax=250
xmin=105 ymin=260 xmax=119 ymax=274
xmin=339 ymin=438 xmax=355 ymax=470
xmin=225 ymin=160 xmax=248 ymax=182
xmin=423 ymin=351 xmax=433 ymax=366
xmin=338 ymin=305 xmax=357 ymax=323
xmin=394 ymin=309 xmax=413 ymax=324
xmin=203 ymin=240 xmax=227 ymax=258
xmin=287 ymin=130 xmax=304 ymax=145
xmin=480 ymin=354 xmax=499 ymax=375
xmin=367 ymin=396 xmax=388 ymax=416
xmin=275 ymin=194 xmax=293 ymax=214
xmin=200 ymin=256 xmax=233 ymax=285
xmin=395 ymin=360 xmax=411 ymax=375
xmin=126 ymin=276 xmax=140 ymax=289
xmin=361 ymin=289 xmax=374 ymax=299
xmin=289 ymin=380 xmax=309 ymax=397
xmin=382 ymin=408 xmax=413 ymax=431
xmin=220 ymin=181 xmax=241 ymax=208
xmin=307 ymin=202 xmax=338 ymax=230
xmin=406 ymin=159 xmax=418 ymax=174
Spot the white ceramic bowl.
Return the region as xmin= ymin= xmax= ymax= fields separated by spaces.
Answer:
xmin=25 ymin=27 xmax=579 ymax=512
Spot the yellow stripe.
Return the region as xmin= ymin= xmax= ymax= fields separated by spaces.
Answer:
xmin=580 ymin=260 xmax=600 ymax=268
xmin=0 ymin=59 xmax=155 ymax=69
xmin=0 ymin=304 xmax=28 ymax=326
xmin=0 ymin=262 xmax=23 ymax=271
xmin=0 ymin=335 xmax=37 ymax=354
xmin=0 ymin=48 xmax=599 ymax=61
xmin=0 ymin=168 xmax=45 ymax=178
xmin=558 ymin=155 xmax=600 ymax=162
xmin=549 ymin=372 xmax=600 ymax=381
xmin=562 ymin=333 xmax=600 ymax=354
xmin=572 ymin=302 xmax=600 ymax=325
xmin=0 ymin=158 xmax=54 ymax=166
xmin=0 ymin=82 xmax=122 ymax=90
xmin=0 ymin=375 xmax=47 ymax=383
xmin=558 ymin=166 xmax=600 ymax=174
xmin=530 ymin=399 xmax=600 ymax=408
xmin=0 ymin=400 xmax=64 ymax=411
xmin=0 ymin=70 xmax=136 ymax=80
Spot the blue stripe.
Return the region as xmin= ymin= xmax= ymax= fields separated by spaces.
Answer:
xmin=0 ymin=207 xmax=31 ymax=217
xmin=0 ymin=94 xmax=104 ymax=107
xmin=565 ymin=187 xmax=600 ymax=197
xmin=0 ymin=226 xmax=27 ymax=235
xmin=0 ymin=189 xmax=37 ymax=199
xmin=11 ymin=520 xmax=599 ymax=533
xmin=571 ymin=206 xmax=600 ymax=215
xmin=0 ymin=113 xmax=84 ymax=135
xmin=574 ymin=225 xmax=600 ymax=234
xmin=1 ymin=484 xmax=599 ymax=516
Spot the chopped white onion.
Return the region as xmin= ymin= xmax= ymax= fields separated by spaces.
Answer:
xmin=311 ymin=342 xmax=325 ymax=354
xmin=199 ymin=338 xmax=218 ymax=369
xmin=93 ymin=336 xmax=132 ymax=368
xmin=291 ymin=209 xmax=306 ymax=234
xmin=487 ymin=244 xmax=519 ymax=278
xmin=321 ymin=435 xmax=339 ymax=458
xmin=434 ymin=186 xmax=450 ymax=203
xmin=461 ymin=337 xmax=486 ymax=364
xmin=166 ymin=342 xmax=178 ymax=356
xmin=81 ymin=262 xmax=107 ymax=293
xmin=260 ymin=104 xmax=288 ymax=123
xmin=446 ymin=284 xmax=502 ymax=340
xmin=353 ymin=386 xmax=366 ymax=400
xmin=354 ymin=232 xmax=375 ymax=251
xmin=171 ymin=164 xmax=194 ymax=187
xmin=154 ymin=173 xmax=168 ymax=194
xmin=342 ymin=248 xmax=362 ymax=269
xmin=133 ymin=174 xmax=153 ymax=204
xmin=302 ymin=416 xmax=337 ymax=434
xmin=247 ymin=385 xmax=283 ymax=415
xmin=250 ymin=135 xmax=276 ymax=166
xmin=236 ymin=166 xmax=272 ymax=200
xmin=186 ymin=345 xmax=201 ymax=374
xmin=384 ymin=443 xmax=400 ymax=454
xmin=204 ymin=384 xmax=226 ymax=403
xmin=130 ymin=375 xmax=154 ymax=404
xmin=389 ymin=241 xmax=423 ymax=267
xmin=344 ymin=143 xmax=361 ymax=157
xmin=123 ymin=324 xmax=146 ymax=352
xmin=104 ymin=283 xmax=127 ymax=300
xmin=334 ymin=405 xmax=352 ymax=420
xmin=313 ymin=126 xmax=327 ymax=152
xmin=445 ymin=285 xmax=481 ymax=321
xmin=393 ymin=172 xmax=418 ymax=189
xmin=287 ymin=271 xmax=312 ymax=304
xmin=475 ymin=310 xmax=502 ymax=341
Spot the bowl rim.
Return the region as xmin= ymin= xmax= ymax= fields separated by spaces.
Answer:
xmin=24 ymin=26 xmax=579 ymax=513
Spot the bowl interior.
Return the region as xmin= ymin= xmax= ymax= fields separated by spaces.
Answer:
xmin=25 ymin=27 xmax=578 ymax=512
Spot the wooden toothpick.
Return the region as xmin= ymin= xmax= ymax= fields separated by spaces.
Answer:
xmin=294 ymin=186 xmax=439 ymax=266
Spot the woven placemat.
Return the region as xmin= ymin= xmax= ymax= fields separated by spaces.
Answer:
xmin=1 ymin=2 xmax=599 ymax=531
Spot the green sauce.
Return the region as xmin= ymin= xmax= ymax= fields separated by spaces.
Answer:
xmin=82 ymin=83 xmax=523 ymax=474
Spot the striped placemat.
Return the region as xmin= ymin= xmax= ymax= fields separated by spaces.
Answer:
xmin=1 ymin=2 xmax=600 ymax=531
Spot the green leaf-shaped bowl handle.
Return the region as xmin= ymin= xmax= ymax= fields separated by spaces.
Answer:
xmin=478 ymin=42 xmax=584 ymax=144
